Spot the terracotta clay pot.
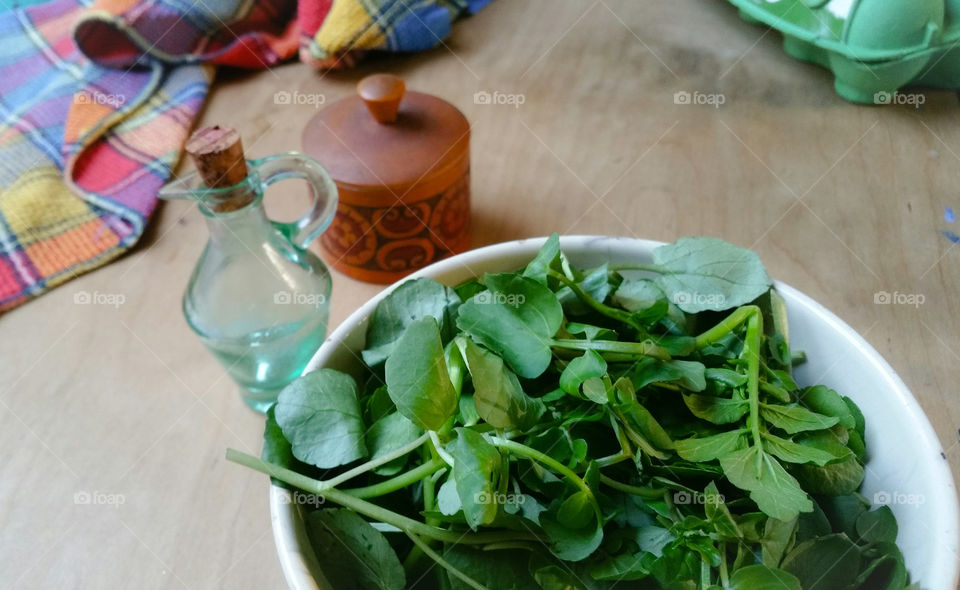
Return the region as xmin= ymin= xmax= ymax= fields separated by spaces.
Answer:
xmin=302 ymin=74 xmax=470 ymax=283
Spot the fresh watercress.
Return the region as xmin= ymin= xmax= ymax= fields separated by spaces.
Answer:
xmin=229 ymin=235 xmax=916 ymax=589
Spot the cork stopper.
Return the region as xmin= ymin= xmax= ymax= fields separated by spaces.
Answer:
xmin=185 ymin=125 xmax=252 ymax=212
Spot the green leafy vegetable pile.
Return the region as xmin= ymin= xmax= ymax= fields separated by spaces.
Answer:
xmin=228 ymin=235 xmax=915 ymax=589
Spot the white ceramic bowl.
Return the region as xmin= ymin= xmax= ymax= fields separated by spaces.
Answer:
xmin=271 ymin=236 xmax=959 ymax=590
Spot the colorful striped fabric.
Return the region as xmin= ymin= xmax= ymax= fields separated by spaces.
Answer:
xmin=301 ymin=0 xmax=492 ymax=68
xmin=0 ymin=0 xmax=490 ymax=312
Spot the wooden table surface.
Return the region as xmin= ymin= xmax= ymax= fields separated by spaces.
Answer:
xmin=3 ymin=1 xmax=959 ymax=588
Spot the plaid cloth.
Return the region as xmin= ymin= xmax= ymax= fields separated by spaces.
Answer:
xmin=301 ymin=0 xmax=491 ymax=67
xmin=0 ymin=0 xmax=490 ymax=312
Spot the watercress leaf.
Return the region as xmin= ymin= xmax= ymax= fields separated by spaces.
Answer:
xmin=772 ymin=369 xmax=798 ymax=392
xmin=305 ymin=509 xmax=405 ymax=590
xmin=796 ymin=500 xmax=832 ymax=544
xmin=275 ymin=369 xmax=368 ymax=469
xmin=664 ymin=360 xmax=707 ymax=391
xmin=760 ymin=403 xmax=839 ymax=434
xmin=565 ymin=322 xmax=617 ymax=341
xmin=580 ymin=378 xmax=608 ymax=405
xmin=651 ymin=237 xmax=772 ymax=313
xmin=705 ymin=367 xmax=748 ymax=388
xmin=649 ymin=543 xmax=701 ymax=586
xmin=437 ymin=478 xmax=462 ymax=516
xmin=627 ymin=357 xmax=707 ymax=392
xmin=458 ymin=394 xmax=480 ymax=427
xmin=780 ymin=534 xmax=861 ymax=590
xmin=589 ymin=552 xmax=655 ymax=581
xmin=362 ymin=278 xmax=460 ymax=366
xmin=766 ymin=333 xmax=792 ymax=368
xmin=818 ymin=494 xmax=869 ymax=538
xmin=613 ymin=278 xmax=666 ymax=312
xmin=637 ymin=526 xmax=675 ymax=557
xmin=261 ymin=405 xmax=302 ymax=487
xmin=444 ymin=546 xmax=541 ymax=590
xmin=674 ymin=429 xmax=746 ymax=462
xmin=559 ymin=350 xmax=608 ymax=398
xmin=761 ymin=516 xmax=798 ymax=568
xmin=844 ymin=396 xmax=866 ymax=440
xmin=450 ymin=428 xmax=501 ymax=529
xmin=793 ymin=429 xmax=854 ymax=464
xmin=532 ymin=562 xmax=594 ymax=590
xmin=539 ymin=502 xmax=603 ymax=562
xmin=518 ymin=494 xmax=546 ymax=524
xmin=528 ymin=427 xmax=574 ymax=465
xmin=523 ymin=233 xmax=562 ymax=285
xmin=678 ymin=531 xmax=722 ymax=566
xmin=656 ymin=333 xmax=698 ymax=356
xmin=385 ymin=317 xmax=458 ymax=431
xmin=456 ymin=273 xmax=563 ymax=379
xmin=847 ymin=429 xmax=866 ymax=462
xmin=854 ymin=543 xmax=908 ymax=589
xmin=719 ymin=447 xmax=813 ymax=521
xmin=683 ymin=393 xmax=749 ymax=424
xmin=761 ymin=432 xmax=842 ymax=466
xmin=557 ymin=491 xmax=594 ymax=530
xmin=791 ymin=455 xmax=865 ymax=496
xmin=363 ymin=384 xmax=395 ymax=426
xmin=734 ymin=513 xmax=768 ymax=543
xmin=856 ymin=506 xmax=898 ymax=545
xmin=704 ymin=481 xmax=741 ymax=539
xmin=366 ymin=412 xmax=422 ymax=476
xmin=728 ymin=565 xmax=801 ymax=590
xmin=798 ymin=385 xmax=855 ymax=430
xmin=446 ymin=340 xmax=467 ymax=395
xmin=616 ymin=383 xmax=674 ymax=453
xmin=455 ymin=279 xmax=486 ymax=302
xmin=462 ymin=338 xmax=545 ymax=430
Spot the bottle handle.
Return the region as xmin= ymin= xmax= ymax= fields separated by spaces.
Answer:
xmin=251 ymin=153 xmax=339 ymax=250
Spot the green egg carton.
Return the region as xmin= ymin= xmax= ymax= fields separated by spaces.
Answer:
xmin=727 ymin=0 xmax=960 ymax=104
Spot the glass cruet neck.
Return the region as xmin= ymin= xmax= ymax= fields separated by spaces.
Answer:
xmin=200 ymin=190 xmax=274 ymax=248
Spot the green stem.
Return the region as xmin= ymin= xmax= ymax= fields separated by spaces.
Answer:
xmin=315 ymin=433 xmax=429 ymax=490
xmin=226 ymin=450 xmax=538 ymax=545
xmin=422 ymin=447 xmax=439 ymax=528
xmin=481 ymin=542 xmax=537 ymax=551
xmin=546 ymin=270 xmax=647 ymax=333
xmin=551 ymin=338 xmax=670 ymax=361
xmin=488 ymin=437 xmax=601 ymax=519
xmin=403 ymin=546 xmax=425 ymax=573
xmin=690 ymin=305 xmax=765 ymax=462
xmin=342 ymin=459 xmax=445 ymax=499
xmin=743 ymin=310 xmax=764 ymax=463
xmin=429 ymin=430 xmax=457 ymax=467
xmin=694 ymin=305 xmax=756 ymax=350
xmin=595 ymin=452 xmax=631 ymax=468
xmin=598 ymin=475 xmax=665 ymax=499
xmin=607 ymin=263 xmax=669 ymax=274
xmin=719 ymin=543 xmax=730 ymax=587
xmin=406 ymin=533 xmax=490 ymax=590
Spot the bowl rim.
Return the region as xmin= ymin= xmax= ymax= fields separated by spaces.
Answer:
xmin=270 ymin=235 xmax=960 ymax=590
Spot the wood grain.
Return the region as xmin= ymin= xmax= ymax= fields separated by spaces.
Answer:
xmin=2 ymin=1 xmax=959 ymax=588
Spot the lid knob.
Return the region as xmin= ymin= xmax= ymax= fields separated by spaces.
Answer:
xmin=358 ymin=74 xmax=405 ymax=124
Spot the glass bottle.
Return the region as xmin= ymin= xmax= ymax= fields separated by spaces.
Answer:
xmin=160 ymin=152 xmax=338 ymax=412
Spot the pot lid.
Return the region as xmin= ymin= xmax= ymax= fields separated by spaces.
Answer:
xmin=302 ymin=74 xmax=469 ymax=192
